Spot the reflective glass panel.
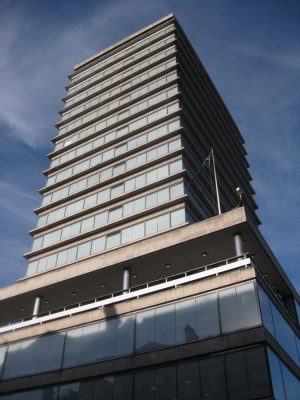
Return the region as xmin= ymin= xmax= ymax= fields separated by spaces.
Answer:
xmin=136 ymin=309 xmax=155 ymax=353
xmin=196 ymin=292 xmax=220 ymax=338
xmin=175 ymin=299 xmax=198 ymax=344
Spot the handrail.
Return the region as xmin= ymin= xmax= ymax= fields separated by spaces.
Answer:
xmin=0 ymin=254 xmax=252 ymax=334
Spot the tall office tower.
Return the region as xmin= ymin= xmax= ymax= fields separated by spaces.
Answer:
xmin=0 ymin=14 xmax=299 ymax=399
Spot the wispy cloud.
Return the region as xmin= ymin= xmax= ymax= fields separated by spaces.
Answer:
xmin=0 ymin=0 xmax=168 ymax=148
xmin=0 ymin=181 xmax=37 ymax=223
xmin=232 ymin=45 xmax=300 ymax=72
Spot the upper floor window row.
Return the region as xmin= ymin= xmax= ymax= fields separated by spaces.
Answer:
xmin=48 ymin=119 xmax=180 ymax=186
xmin=70 ymin=25 xmax=174 ymax=84
xmin=39 ymin=158 xmax=183 ymax=226
xmin=67 ymin=34 xmax=175 ymax=96
xmin=55 ymin=98 xmax=179 ymax=152
xmin=64 ymin=46 xmax=176 ymax=108
xmin=59 ymin=72 xmax=177 ymax=136
xmin=51 ymin=117 xmax=180 ymax=169
xmin=43 ymin=137 xmax=182 ymax=206
xmin=58 ymin=81 xmax=178 ymax=137
xmin=27 ymin=207 xmax=187 ymax=276
xmin=61 ymin=59 xmax=177 ymax=122
xmin=32 ymin=182 xmax=185 ymax=252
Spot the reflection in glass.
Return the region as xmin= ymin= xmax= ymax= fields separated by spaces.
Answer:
xmin=136 ymin=309 xmax=155 ymax=353
xmin=175 ymin=299 xmax=198 ymax=344
xmin=267 ymin=348 xmax=286 ymax=400
xmin=196 ymin=292 xmax=220 ymax=338
xmin=3 ymin=333 xmax=65 ymax=380
xmin=155 ymin=304 xmax=176 ymax=348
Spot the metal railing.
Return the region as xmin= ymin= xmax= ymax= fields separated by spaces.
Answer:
xmin=0 ymin=254 xmax=252 ymax=334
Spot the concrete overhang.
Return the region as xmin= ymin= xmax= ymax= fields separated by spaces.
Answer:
xmin=0 ymin=207 xmax=298 ymax=323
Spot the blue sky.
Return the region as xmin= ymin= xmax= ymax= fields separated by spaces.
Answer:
xmin=0 ymin=0 xmax=299 ymax=291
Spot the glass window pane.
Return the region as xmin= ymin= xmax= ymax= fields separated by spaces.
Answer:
xmin=154 ymin=365 xmax=177 ymax=400
xmin=125 ymin=178 xmax=136 ymax=192
xmin=81 ymin=217 xmax=95 ymax=233
xmin=136 ymin=309 xmax=155 ymax=353
xmin=169 ymin=138 xmax=181 ymax=152
xmin=178 ymin=360 xmax=201 ymax=400
xmin=196 ymin=292 xmax=220 ymax=339
xmin=147 ymin=148 xmax=158 ymax=161
xmin=136 ymin=153 xmax=147 ymax=166
xmin=111 ymin=184 xmax=124 ymax=198
xmin=145 ymin=217 xmax=158 ymax=236
xmin=91 ymin=236 xmax=106 ymax=254
xmin=271 ymin=303 xmax=299 ymax=365
xmin=113 ymin=374 xmax=133 ymax=400
xmin=225 ymin=351 xmax=249 ymax=400
xmin=146 ymin=192 xmax=158 ymax=208
xmin=84 ymin=193 xmax=97 ymax=209
xmin=135 ymin=369 xmax=155 ymax=400
xmin=157 ymin=165 xmax=168 ymax=179
xmin=70 ymin=222 xmax=81 ymax=237
xmin=97 ymin=318 xmax=117 ymax=361
xmin=175 ymin=299 xmax=198 ymax=344
xmin=0 ymin=346 xmax=7 ymax=378
xmin=132 ymin=222 xmax=145 ymax=240
xmin=95 ymin=211 xmax=108 ymax=227
xmin=109 ymin=207 xmax=122 ymax=222
xmin=77 ymin=241 xmax=91 ymax=259
xmin=115 ymin=315 xmax=135 ymax=357
xmin=245 ymin=347 xmax=272 ymax=399
xmin=281 ymin=361 xmax=300 ymax=400
xmin=115 ymin=143 xmax=127 ymax=156
xmin=57 ymin=250 xmax=67 ymax=266
xmin=106 ymin=232 xmax=121 ymax=249
xmin=157 ymin=143 xmax=168 ymax=157
xmin=157 ymin=188 xmax=169 ymax=203
xmin=157 ymin=213 xmax=170 ymax=232
xmin=4 ymin=333 xmax=65 ymax=379
xmin=113 ymin=163 xmax=125 ymax=175
xmin=135 ymin=174 xmax=146 ymax=188
xmin=266 ymin=348 xmax=286 ymax=400
xmin=170 ymin=159 xmax=182 ymax=174
xmin=219 ymin=287 xmax=240 ymax=333
xmin=101 ymin=168 xmax=113 ymax=181
xmin=199 ymin=357 xmax=226 ymax=400
xmin=146 ymin=169 xmax=158 ymax=183
xmin=170 ymin=183 xmax=184 ymax=198
xmin=236 ymin=283 xmax=261 ymax=328
xmin=134 ymin=197 xmax=146 ymax=213
xmin=66 ymin=247 xmax=77 ymax=263
xmin=155 ymin=304 xmax=176 ymax=348
xmin=171 ymin=209 xmax=186 ymax=227
xmin=257 ymin=285 xmax=275 ymax=336
xmin=102 ymin=148 xmax=114 ymax=161
xmin=123 ymin=201 xmax=135 ymax=217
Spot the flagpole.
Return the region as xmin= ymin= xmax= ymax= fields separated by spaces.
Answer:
xmin=210 ymin=148 xmax=222 ymax=215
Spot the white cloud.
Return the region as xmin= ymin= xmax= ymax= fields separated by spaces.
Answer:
xmin=0 ymin=181 xmax=37 ymax=223
xmin=0 ymin=0 xmax=169 ymax=148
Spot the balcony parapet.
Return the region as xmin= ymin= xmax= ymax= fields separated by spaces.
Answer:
xmin=0 ymin=254 xmax=251 ymax=334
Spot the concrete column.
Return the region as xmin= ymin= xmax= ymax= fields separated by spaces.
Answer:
xmin=32 ymin=295 xmax=42 ymax=318
xmin=233 ymin=233 xmax=244 ymax=257
xmin=122 ymin=268 xmax=131 ymax=292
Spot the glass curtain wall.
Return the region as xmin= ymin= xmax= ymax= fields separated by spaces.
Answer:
xmin=0 ymin=283 xmax=261 ymax=380
xmin=0 ymin=346 xmax=272 ymax=400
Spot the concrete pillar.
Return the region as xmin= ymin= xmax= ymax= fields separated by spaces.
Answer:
xmin=32 ymin=295 xmax=42 ymax=318
xmin=122 ymin=268 xmax=131 ymax=292
xmin=233 ymin=233 xmax=244 ymax=257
